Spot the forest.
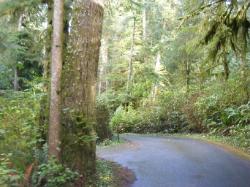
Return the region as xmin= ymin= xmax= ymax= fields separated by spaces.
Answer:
xmin=0 ymin=0 xmax=249 ymax=186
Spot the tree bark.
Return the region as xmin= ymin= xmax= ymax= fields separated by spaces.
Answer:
xmin=185 ymin=59 xmax=190 ymax=93
xmin=240 ymin=54 xmax=249 ymax=102
xmin=61 ymin=0 xmax=104 ymax=186
xmin=48 ymin=0 xmax=64 ymax=160
xmin=222 ymin=55 xmax=229 ymax=81
xmin=127 ymin=16 xmax=136 ymax=95
xmin=13 ymin=14 xmax=24 ymax=91
xmin=142 ymin=0 xmax=147 ymax=40
xmin=38 ymin=0 xmax=53 ymax=149
xmin=13 ymin=67 xmax=19 ymax=91
xmin=152 ymin=52 xmax=161 ymax=102
xmin=98 ymin=37 xmax=109 ymax=95
xmin=43 ymin=0 xmax=53 ymax=81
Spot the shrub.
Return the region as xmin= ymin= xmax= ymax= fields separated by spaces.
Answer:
xmin=0 ymin=153 xmax=22 ymax=187
xmin=0 ymin=90 xmax=42 ymax=174
xmin=110 ymin=104 xmax=189 ymax=134
xmin=110 ymin=105 xmax=141 ymax=133
xmin=96 ymin=98 xmax=112 ymax=142
xmin=96 ymin=160 xmax=112 ymax=186
xmin=32 ymin=158 xmax=79 ymax=187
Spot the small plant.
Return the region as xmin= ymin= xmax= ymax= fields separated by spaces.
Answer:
xmin=32 ymin=158 xmax=79 ymax=187
xmin=96 ymin=159 xmax=113 ymax=187
xmin=0 ymin=153 xmax=22 ymax=187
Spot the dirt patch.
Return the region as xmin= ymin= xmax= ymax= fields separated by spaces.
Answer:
xmin=110 ymin=161 xmax=136 ymax=187
xmin=96 ymin=158 xmax=136 ymax=187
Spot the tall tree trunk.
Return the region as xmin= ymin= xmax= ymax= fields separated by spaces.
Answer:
xmin=98 ymin=37 xmax=109 ymax=95
xmin=240 ymin=54 xmax=249 ymax=101
xmin=152 ymin=52 xmax=161 ymax=102
xmin=43 ymin=0 xmax=53 ymax=81
xmin=142 ymin=0 xmax=147 ymax=40
xmin=48 ymin=0 xmax=64 ymax=160
xmin=222 ymin=55 xmax=229 ymax=81
xmin=236 ymin=7 xmax=250 ymax=101
xmin=142 ymin=0 xmax=148 ymax=65
xmin=13 ymin=14 xmax=24 ymax=91
xmin=38 ymin=0 xmax=53 ymax=148
xmin=13 ymin=67 xmax=19 ymax=91
xmin=185 ymin=59 xmax=190 ymax=93
xmin=61 ymin=0 xmax=104 ymax=186
xmin=127 ymin=16 xmax=136 ymax=95
xmin=221 ymin=44 xmax=229 ymax=81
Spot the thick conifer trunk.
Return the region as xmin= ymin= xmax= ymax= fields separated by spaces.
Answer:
xmin=61 ymin=0 xmax=104 ymax=186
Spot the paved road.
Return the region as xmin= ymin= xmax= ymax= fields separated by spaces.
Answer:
xmin=97 ymin=134 xmax=250 ymax=187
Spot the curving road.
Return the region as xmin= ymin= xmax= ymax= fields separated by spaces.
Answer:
xmin=97 ymin=134 xmax=250 ymax=187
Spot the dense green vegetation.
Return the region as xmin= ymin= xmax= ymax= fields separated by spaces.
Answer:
xmin=98 ymin=0 xmax=249 ymax=151
xmin=0 ymin=0 xmax=249 ymax=186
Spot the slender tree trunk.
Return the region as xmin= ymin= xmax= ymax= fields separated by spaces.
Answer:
xmin=38 ymin=0 xmax=53 ymax=148
xmin=222 ymin=56 xmax=229 ymax=81
xmin=237 ymin=11 xmax=249 ymax=101
xmin=48 ymin=0 xmax=64 ymax=160
xmin=13 ymin=14 xmax=24 ymax=91
xmin=142 ymin=0 xmax=148 ymax=65
xmin=98 ymin=37 xmax=109 ymax=95
xmin=61 ymin=0 xmax=104 ymax=186
xmin=13 ymin=67 xmax=19 ymax=91
xmin=221 ymin=44 xmax=229 ymax=81
xmin=142 ymin=0 xmax=147 ymax=40
xmin=240 ymin=55 xmax=249 ymax=101
xmin=18 ymin=14 xmax=24 ymax=30
xmin=185 ymin=59 xmax=190 ymax=93
xmin=152 ymin=52 xmax=161 ymax=102
xmin=127 ymin=16 xmax=136 ymax=94
xmin=43 ymin=0 xmax=53 ymax=81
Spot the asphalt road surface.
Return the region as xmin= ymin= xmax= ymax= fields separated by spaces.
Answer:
xmin=97 ymin=134 xmax=250 ymax=187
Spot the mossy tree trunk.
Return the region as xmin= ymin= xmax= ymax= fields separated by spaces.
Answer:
xmin=61 ymin=0 xmax=104 ymax=186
